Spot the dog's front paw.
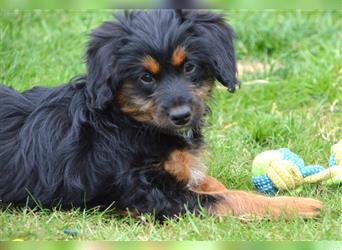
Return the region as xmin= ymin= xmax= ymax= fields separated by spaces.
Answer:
xmin=276 ymin=196 xmax=323 ymax=218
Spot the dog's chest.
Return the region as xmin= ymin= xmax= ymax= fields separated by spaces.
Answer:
xmin=163 ymin=149 xmax=207 ymax=189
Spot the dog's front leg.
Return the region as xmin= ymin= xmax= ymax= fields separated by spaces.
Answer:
xmin=192 ymin=175 xmax=323 ymax=219
xmin=163 ymin=150 xmax=323 ymax=219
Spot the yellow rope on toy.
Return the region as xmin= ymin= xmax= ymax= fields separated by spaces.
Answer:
xmin=266 ymin=160 xmax=303 ymax=190
xmin=304 ymin=166 xmax=342 ymax=184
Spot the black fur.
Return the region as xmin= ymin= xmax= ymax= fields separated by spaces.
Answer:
xmin=0 ymin=10 xmax=237 ymax=220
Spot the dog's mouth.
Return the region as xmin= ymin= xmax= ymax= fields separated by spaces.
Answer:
xmin=154 ymin=124 xmax=194 ymax=140
xmin=151 ymin=111 xmax=201 ymax=139
xmin=175 ymin=127 xmax=194 ymax=139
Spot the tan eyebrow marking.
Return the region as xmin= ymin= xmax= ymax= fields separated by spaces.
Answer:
xmin=142 ymin=55 xmax=160 ymax=74
xmin=171 ymin=46 xmax=187 ymax=66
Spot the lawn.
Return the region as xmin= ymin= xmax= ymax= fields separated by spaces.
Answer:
xmin=0 ymin=10 xmax=341 ymax=240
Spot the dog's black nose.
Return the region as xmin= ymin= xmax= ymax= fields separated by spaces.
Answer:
xmin=169 ymin=106 xmax=192 ymax=126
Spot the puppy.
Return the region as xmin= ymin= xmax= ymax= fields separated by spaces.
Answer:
xmin=0 ymin=10 xmax=322 ymax=220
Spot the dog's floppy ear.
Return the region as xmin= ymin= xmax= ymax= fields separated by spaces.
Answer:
xmin=178 ymin=10 xmax=238 ymax=92
xmin=86 ymin=19 xmax=127 ymax=110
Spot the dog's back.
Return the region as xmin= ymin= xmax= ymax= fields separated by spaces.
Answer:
xmin=0 ymin=85 xmax=54 ymax=146
xmin=0 ymin=85 xmax=38 ymax=145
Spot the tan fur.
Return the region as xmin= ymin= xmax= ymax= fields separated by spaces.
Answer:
xmin=191 ymin=176 xmax=226 ymax=193
xmin=115 ymin=82 xmax=156 ymax=122
xmin=164 ymin=150 xmax=206 ymax=187
xmin=171 ymin=46 xmax=187 ymax=66
xmin=142 ymin=56 xmax=160 ymax=74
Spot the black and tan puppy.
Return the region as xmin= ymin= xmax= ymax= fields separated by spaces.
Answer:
xmin=0 ymin=10 xmax=322 ymax=220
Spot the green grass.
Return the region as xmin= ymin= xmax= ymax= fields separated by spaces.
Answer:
xmin=0 ymin=10 xmax=341 ymax=240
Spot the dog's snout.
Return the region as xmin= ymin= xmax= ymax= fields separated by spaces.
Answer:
xmin=169 ymin=106 xmax=192 ymax=126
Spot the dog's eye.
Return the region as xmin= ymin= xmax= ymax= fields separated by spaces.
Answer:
xmin=140 ymin=73 xmax=155 ymax=85
xmin=184 ymin=62 xmax=196 ymax=74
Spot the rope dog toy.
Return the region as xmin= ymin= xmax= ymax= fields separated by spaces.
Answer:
xmin=252 ymin=141 xmax=342 ymax=195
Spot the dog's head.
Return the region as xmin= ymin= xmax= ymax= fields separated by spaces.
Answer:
xmin=86 ymin=10 xmax=238 ymax=132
